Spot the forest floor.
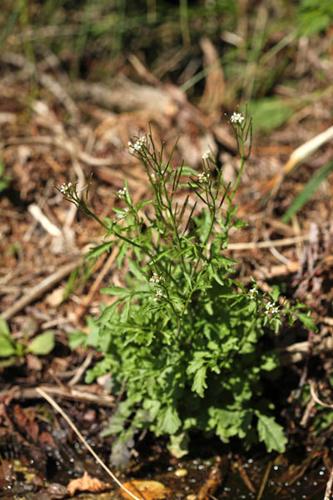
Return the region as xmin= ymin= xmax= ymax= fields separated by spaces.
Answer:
xmin=1 ymin=20 xmax=333 ymax=500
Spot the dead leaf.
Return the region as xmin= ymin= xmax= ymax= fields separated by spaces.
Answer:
xmin=120 ymin=480 xmax=171 ymax=500
xmin=67 ymin=471 xmax=110 ymax=496
xmin=13 ymin=405 xmax=39 ymax=442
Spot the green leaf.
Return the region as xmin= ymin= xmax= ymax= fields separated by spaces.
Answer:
xmin=0 ymin=161 xmax=10 ymax=192
xmin=128 ymin=260 xmax=146 ymax=281
xmin=269 ymin=286 xmax=280 ymax=302
xmin=63 ymin=268 xmax=79 ymax=300
xmin=87 ymin=241 xmax=113 ymax=260
xmin=158 ymin=406 xmax=181 ymax=435
xmin=68 ymin=330 xmax=87 ymax=349
xmin=256 ymin=413 xmax=287 ymax=453
xmin=249 ymin=98 xmax=294 ymax=133
xmin=0 ymin=335 xmax=17 ymax=357
xmin=260 ymin=353 xmax=278 ymax=372
xmin=297 ymin=312 xmax=316 ymax=331
xmin=168 ymin=432 xmax=189 ymax=458
xmin=191 ymin=366 xmax=207 ymax=398
xmin=0 ymin=317 xmax=10 ymax=337
xmin=28 ymin=331 xmax=55 ymax=355
xmin=0 ymin=318 xmax=17 ymax=357
xmin=282 ymin=160 xmax=333 ymax=223
xmin=101 ymin=286 xmax=129 ymax=297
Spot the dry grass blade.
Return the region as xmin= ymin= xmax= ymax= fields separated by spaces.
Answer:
xmin=282 ymin=160 xmax=333 ymax=222
xmin=36 ymin=387 xmax=142 ymax=500
xmin=264 ymin=125 xmax=333 ymax=194
xmin=255 ymin=460 xmax=273 ymax=500
xmin=324 ymin=465 xmax=333 ymax=500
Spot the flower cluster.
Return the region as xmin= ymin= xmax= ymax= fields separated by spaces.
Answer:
xmin=230 ymin=112 xmax=245 ymax=125
xmin=266 ymin=301 xmax=279 ymax=316
xmin=117 ymin=187 xmax=127 ymax=199
xmin=197 ymin=172 xmax=210 ymax=183
xmin=154 ymin=289 xmax=165 ymax=301
xmin=150 ymin=272 xmax=162 ymax=284
xmin=202 ymin=151 xmax=211 ymax=161
xmin=59 ymin=182 xmax=73 ymax=195
xmin=128 ymin=136 xmax=147 ymax=155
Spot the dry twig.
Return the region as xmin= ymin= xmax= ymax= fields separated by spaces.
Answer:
xmin=309 ymin=381 xmax=333 ymax=409
xmin=1 ymin=260 xmax=80 ymax=320
xmin=68 ymin=353 xmax=94 ymax=387
xmin=1 ymin=384 xmax=114 ymax=407
xmin=228 ymin=234 xmax=308 ymax=251
xmin=36 ymin=387 xmax=141 ymax=500
xmin=2 ymin=136 xmax=114 ymax=167
xmin=28 ymin=204 xmax=62 ymax=237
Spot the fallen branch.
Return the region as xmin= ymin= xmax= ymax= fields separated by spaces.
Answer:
xmin=2 ymin=136 xmax=114 ymax=167
xmin=1 ymin=260 xmax=80 ymax=320
xmin=1 ymin=384 xmax=114 ymax=407
xmin=228 ymin=234 xmax=308 ymax=251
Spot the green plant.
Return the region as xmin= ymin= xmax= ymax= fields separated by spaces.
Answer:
xmin=297 ymin=0 xmax=333 ymax=36
xmin=0 ymin=161 xmax=10 ymax=192
xmin=0 ymin=317 xmax=55 ymax=360
xmin=62 ymin=114 xmax=315 ymax=460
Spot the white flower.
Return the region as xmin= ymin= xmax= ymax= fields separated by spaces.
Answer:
xmin=230 ymin=112 xmax=245 ymax=125
xmin=116 ymin=208 xmax=129 ymax=219
xmin=249 ymin=286 xmax=258 ymax=298
xmin=117 ymin=187 xmax=127 ymax=199
xmin=128 ymin=135 xmax=147 ymax=155
xmin=59 ymin=182 xmax=72 ymax=195
xmin=202 ymin=151 xmax=211 ymax=161
xmin=266 ymin=301 xmax=279 ymax=315
xmin=150 ymin=272 xmax=162 ymax=284
xmin=154 ymin=289 xmax=165 ymax=301
xmin=197 ymin=172 xmax=210 ymax=183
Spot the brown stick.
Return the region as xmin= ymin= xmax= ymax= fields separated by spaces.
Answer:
xmin=1 ymin=384 xmax=114 ymax=407
xmin=228 ymin=235 xmax=308 ymax=251
xmin=2 ymin=136 xmax=114 ymax=167
xmin=1 ymin=260 xmax=80 ymax=320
